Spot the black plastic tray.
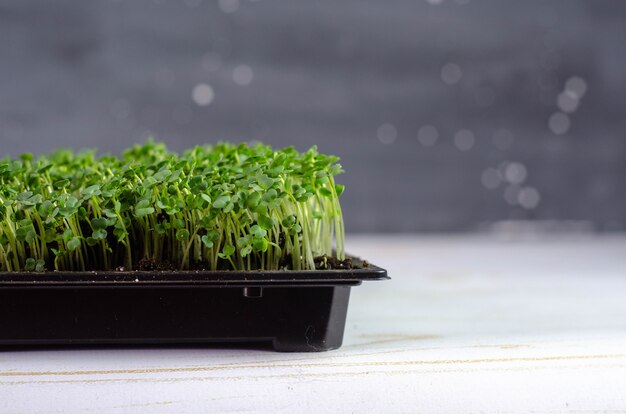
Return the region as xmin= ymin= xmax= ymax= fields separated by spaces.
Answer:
xmin=0 ymin=263 xmax=388 ymax=352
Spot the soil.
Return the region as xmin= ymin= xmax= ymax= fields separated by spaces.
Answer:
xmin=137 ymin=258 xmax=176 ymax=271
xmin=130 ymin=255 xmax=368 ymax=271
xmin=313 ymin=255 xmax=353 ymax=270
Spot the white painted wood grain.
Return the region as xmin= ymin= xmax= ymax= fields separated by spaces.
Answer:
xmin=1 ymin=235 xmax=625 ymax=413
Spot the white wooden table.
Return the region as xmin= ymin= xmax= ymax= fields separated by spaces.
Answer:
xmin=2 ymin=235 xmax=625 ymax=413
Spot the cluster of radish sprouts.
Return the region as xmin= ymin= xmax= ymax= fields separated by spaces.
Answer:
xmin=0 ymin=141 xmax=346 ymax=272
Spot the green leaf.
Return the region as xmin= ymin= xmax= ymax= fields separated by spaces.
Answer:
xmin=296 ymin=192 xmax=313 ymax=202
xmin=20 ymin=194 xmax=43 ymax=206
xmin=37 ymin=164 xmax=53 ymax=174
xmin=246 ymin=192 xmax=261 ymax=209
xmin=103 ymin=209 xmax=117 ymax=219
xmin=35 ymin=259 xmax=46 ymax=272
xmin=212 ymin=195 xmax=230 ymax=209
xmin=252 ymin=237 xmax=269 ymax=253
xmin=16 ymin=191 xmax=33 ymax=202
xmin=200 ymin=194 xmax=212 ymax=205
xmin=44 ymin=228 xmax=57 ymax=243
xmin=58 ymin=196 xmax=80 ymax=217
xmin=224 ymin=244 xmax=235 ymax=256
xmin=142 ymin=176 xmax=157 ymax=188
xmin=257 ymin=214 xmax=275 ymax=230
xmin=15 ymin=220 xmax=36 ymax=243
xmin=250 ymin=224 xmax=267 ymax=239
xmin=270 ymin=153 xmax=286 ymax=168
xmin=223 ymin=202 xmax=234 ymax=214
xmin=240 ymin=245 xmax=253 ymax=257
xmin=206 ymin=229 xmax=219 ymax=241
xmin=334 ymin=184 xmax=345 ymax=197
xmin=153 ymin=168 xmax=171 ymax=182
xmin=63 ymin=229 xmax=73 ymax=242
xmin=136 ymin=199 xmax=151 ymax=209
xmin=189 ymin=175 xmax=208 ymax=192
xmin=292 ymin=186 xmax=306 ymax=198
xmin=91 ymin=218 xmax=108 ymax=230
xmin=67 ymin=237 xmax=81 ymax=251
xmin=237 ymin=236 xmax=251 ymax=247
xmin=78 ymin=206 xmax=88 ymax=219
xmin=201 ymin=235 xmax=214 ymax=248
xmin=168 ymin=169 xmax=183 ymax=183
xmin=54 ymin=178 xmax=70 ymax=188
xmin=51 ymin=248 xmax=63 ymax=257
xmin=281 ymin=215 xmax=297 ymax=228
xmin=218 ymin=244 xmax=235 ymax=258
xmin=262 ymin=189 xmax=278 ymax=203
xmin=25 ymin=258 xmax=36 ymax=271
xmin=44 ymin=208 xmax=59 ymax=224
xmin=134 ymin=200 xmax=155 ymax=217
xmin=82 ymin=184 xmax=101 ymax=198
xmin=113 ymin=227 xmax=128 ymax=242
xmin=134 ymin=207 xmax=155 ymax=217
xmin=176 ymin=228 xmax=190 ymax=241
xmin=20 ymin=153 xmax=33 ymax=162
xmin=319 ymin=188 xmax=333 ymax=198
xmin=257 ymin=174 xmax=274 ymax=190
xmin=329 ymin=164 xmax=344 ymax=176
xmin=186 ymin=194 xmax=203 ymax=209
xmin=92 ymin=229 xmax=108 ymax=241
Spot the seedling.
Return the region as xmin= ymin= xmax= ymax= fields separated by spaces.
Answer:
xmin=0 ymin=141 xmax=346 ymax=272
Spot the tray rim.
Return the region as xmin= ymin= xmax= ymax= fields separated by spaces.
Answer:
xmin=0 ymin=263 xmax=388 ymax=287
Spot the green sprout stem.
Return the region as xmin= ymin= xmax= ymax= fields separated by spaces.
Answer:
xmin=0 ymin=141 xmax=346 ymax=272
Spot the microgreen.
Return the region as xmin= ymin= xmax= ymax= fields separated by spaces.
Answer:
xmin=0 ymin=141 xmax=346 ymax=271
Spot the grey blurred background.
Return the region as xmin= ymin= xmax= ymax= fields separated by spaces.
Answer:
xmin=0 ymin=0 xmax=624 ymax=233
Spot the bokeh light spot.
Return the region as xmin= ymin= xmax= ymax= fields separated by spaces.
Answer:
xmin=192 ymin=83 xmax=215 ymax=106
xmin=548 ymin=112 xmax=570 ymax=135
xmin=454 ymin=129 xmax=475 ymax=151
xmin=233 ymin=65 xmax=254 ymax=86
xmin=565 ymin=76 xmax=587 ymax=98
xmin=504 ymin=162 xmax=527 ymax=184
xmin=481 ymin=168 xmax=501 ymax=190
xmin=518 ymin=187 xmax=541 ymax=209
xmin=218 ymin=0 xmax=239 ymax=13
xmin=557 ymin=90 xmax=579 ymax=113
xmin=377 ymin=123 xmax=397 ymax=144
xmin=417 ymin=125 xmax=439 ymax=146
xmin=441 ymin=63 xmax=462 ymax=85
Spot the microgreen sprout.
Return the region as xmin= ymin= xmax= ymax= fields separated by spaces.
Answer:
xmin=0 ymin=141 xmax=346 ymax=271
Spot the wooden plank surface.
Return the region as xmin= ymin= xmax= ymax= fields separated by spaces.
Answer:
xmin=1 ymin=235 xmax=625 ymax=413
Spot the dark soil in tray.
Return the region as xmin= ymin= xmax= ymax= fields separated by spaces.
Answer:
xmin=133 ymin=255 xmax=367 ymax=272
